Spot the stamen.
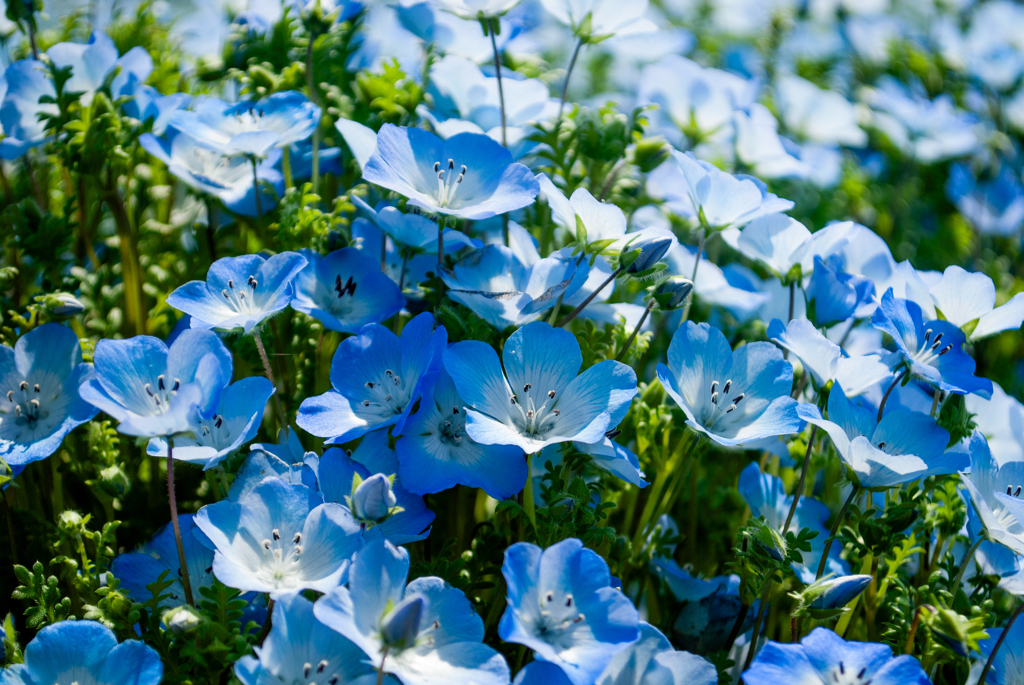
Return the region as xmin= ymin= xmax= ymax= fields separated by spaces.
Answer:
xmin=524 ymin=384 xmax=531 ymax=392
xmin=19 ymin=381 xmax=27 ymax=391
xmin=878 ymin=441 xmax=887 ymax=449
xmin=1017 ymin=486 xmax=1023 ymax=497
xmin=6 ymin=391 xmax=13 ymax=401
xmin=938 ymin=344 xmax=952 ymax=355
xmin=733 ymin=393 xmax=745 ymax=404
xmin=272 ymin=529 xmax=280 ymax=540
xmin=33 ymin=384 xmax=39 ymax=392
xmin=293 ymin=532 xmax=302 ymax=543
xmin=924 ymin=329 xmax=932 ymax=344
xmin=711 ymin=381 xmax=718 ymax=394
xmin=303 ymin=664 xmax=312 ymax=678
xmin=317 ymin=661 xmax=328 ymax=673
xmin=723 ymin=380 xmax=732 ymax=394
xmin=711 ymin=392 xmax=719 ymax=405
xmin=548 ymin=390 xmax=556 ymax=398
xmin=158 ymin=375 xmax=166 ymax=391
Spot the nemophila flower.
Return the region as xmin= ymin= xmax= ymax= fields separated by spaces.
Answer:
xmin=806 ymin=255 xmax=876 ymax=326
xmin=538 ymin=173 xmax=674 ymax=252
xmin=48 ymin=31 xmax=154 ymax=107
xmin=668 ymin=151 xmax=795 ymax=230
xmin=350 ymin=219 xmax=440 ymax=300
xmin=657 ymin=321 xmax=803 ymax=447
xmin=140 ymin=127 xmax=284 ymax=216
xmin=905 ymin=265 xmax=1024 ymax=343
xmin=432 ymin=0 xmax=521 ymax=19
xmin=863 ymin=78 xmax=980 ymax=164
xmin=514 ymin=661 xmax=573 ymax=685
xmin=664 ymin=244 xmax=771 ymax=321
xmin=775 ymin=74 xmax=867 ymax=148
xmin=111 ymin=514 xmax=216 ymax=609
xmin=805 ymin=574 xmax=873 ymax=613
xmin=351 ymin=196 xmax=478 ymax=255
xmin=744 ymin=627 xmax=930 ymax=685
xmin=872 ymin=288 xmax=992 ymax=399
xmin=167 ymin=92 xmax=321 ymax=157
xmin=297 ymin=312 xmax=447 ymax=443
xmin=291 ymin=247 xmax=405 ymax=333
xmin=304 ymin=443 xmax=435 ymax=545
xmin=147 ymin=376 xmax=275 ymax=470
xmin=594 ymin=622 xmax=718 ymax=685
xmin=966 ymin=382 xmax=1024 ymax=465
xmin=0 ymin=324 xmax=97 ymax=467
xmin=960 ymin=431 xmax=1024 ymax=557
xmin=541 ymin=0 xmax=657 ymax=41
xmin=442 ymin=244 xmax=591 ymax=329
xmin=569 ymin=436 xmax=647 ymax=488
xmin=396 ymin=367 xmax=527 ymax=499
xmin=288 ymin=140 xmax=344 ymax=180
xmin=167 ymin=252 xmax=308 ymax=333
xmin=947 ymin=164 xmax=1024 ymax=237
xmin=118 ymin=74 xmax=191 ymax=135
xmin=445 ymin=321 xmax=637 ymax=454
xmin=315 ymin=539 xmax=511 ymax=685
xmin=738 ymin=462 xmax=848 ymax=582
xmin=80 ymin=330 xmax=233 ymax=438
xmin=722 ymin=214 xmax=851 ymax=284
xmin=734 ymin=104 xmax=809 ymax=181
xmin=423 ymin=55 xmax=558 ymax=155
xmin=251 ymin=426 xmax=309 ymax=465
xmin=798 ymin=382 xmax=963 ymax=489
xmin=0 ymin=620 xmax=162 ymax=685
xmin=499 ymin=538 xmax=640 ymax=685
xmin=229 ymin=446 xmax=318 ymax=501
xmin=971 ymin=606 xmax=1024 ymax=685
xmin=361 ymin=124 xmax=539 ymax=220
xmin=0 ymin=60 xmax=58 ymax=158
xmin=235 ymin=593 xmax=384 ymax=685
xmin=195 ymin=478 xmax=364 ymax=597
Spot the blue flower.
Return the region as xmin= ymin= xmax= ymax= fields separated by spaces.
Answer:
xmin=594 ymin=622 xmax=718 ymax=685
xmin=798 ymin=382 xmax=964 ymax=489
xmin=195 ymin=478 xmax=363 ymax=597
xmin=513 ymin=662 xmax=574 ymax=685
xmin=745 ymin=627 xmax=930 ymax=685
xmin=444 ymin=321 xmax=637 ymax=454
xmin=0 ymin=620 xmax=162 ymax=685
xmin=776 ymin=74 xmax=867 ymax=148
xmin=229 ymin=444 xmax=318 ymax=501
xmin=119 ymin=77 xmax=191 ymax=135
xmin=110 ymin=514 xmax=217 ymax=609
xmin=657 ymin=321 xmax=804 ymax=447
xmin=947 ymin=163 xmax=1024 ymax=237
xmin=433 ymin=0 xmax=521 ymax=20
xmin=0 ymin=324 xmax=98 ymax=467
xmin=806 ymin=255 xmax=875 ymax=327
xmin=738 ymin=462 xmax=848 ymax=582
xmin=291 ymin=247 xmax=405 ymax=333
xmin=80 ymin=330 xmax=233 ymax=438
xmin=442 ymin=243 xmax=591 ymax=329
xmin=351 ymin=196 xmax=479 ymax=255
xmin=907 ymin=264 xmax=1024 ymax=342
xmin=314 ymin=539 xmax=511 ymax=685
xmin=146 ymin=376 xmax=276 ymax=470
xmin=871 ymin=288 xmax=992 ymax=399
xmin=0 ymin=60 xmax=58 ymax=158
xmin=47 ymin=31 xmax=153 ymax=107
xmin=563 ymin=436 xmax=647 ymax=488
xmin=972 ymin=606 xmax=1024 ymax=685
xmin=807 ymin=575 xmax=872 ymax=612
xmin=305 ymin=433 xmax=435 ymax=545
xmin=235 ymin=593 xmax=383 ymax=685
xmin=297 ymin=313 xmax=447 ymax=443
xmin=362 ymin=124 xmax=539 ymax=220
xmin=959 ymin=431 xmax=1024 ymax=557
xmin=167 ymin=92 xmax=321 ymax=157
xmin=396 ymin=367 xmax=527 ymax=499
xmin=168 ymin=252 xmax=307 ymax=333
xmin=250 ymin=426 xmax=309 ymax=464
xmin=540 ymin=0 xmax=657 ymax=40
xmin=140 ymin=127 xmax=284 ymax=216
xmin=350 ymin=218 xmax=440 ymax=300
xmin=498 ymin=537 xmax=640 ymax=685
xmin=668 ymin=151 xmax=795 ymax=230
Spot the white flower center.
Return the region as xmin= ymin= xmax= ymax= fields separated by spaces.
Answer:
xmin=700 ymin=379 xmax=745 ymax=428
xmin=220 ymin=275 xmax=261 ymax=315
xmin=360 ymin=370 xmax=411 ymax=417
xmin=911 ymin=328 xmax=954 ymax=367
xmin=256 ymin=529 xmax=305 ymax=587
xmin=0 ymin=372 xmax=68 ymax=444
xmin=433 ymin=158 xmax=467 ymax=208
xmin=509 ymin=384 xmax=560 ymax=438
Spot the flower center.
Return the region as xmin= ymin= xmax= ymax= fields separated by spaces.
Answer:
xmin=221 ymin=276 xmax=260 ymax=314
xmin=193 ymin=413 xmax=229 ymax=448
xmin=438 ymin=405 xmax=466 ymax=446
xmin=142 ymin=374 xmax=181 ymax=417
xmin=297 ymin=659 xmax=342 ymax=685
xmin=827 ymin=661 xmax=873 ymax=685
xmin=433 ymin=158 xmax=467 ymax=208
xmin=703 ymin=379 xmax=744 ymax=427
xmin=360 ymin=369 xmax=409 ymax=416
xmin=509 ymin=384 xmax=560 ymax=438
xmin=912 ymin=328 xmax=954 ymax=366
xmin=534 ymin=591 xmax=586 ymax=650
xmin=258 ymin=529 xmax=304 ymax=586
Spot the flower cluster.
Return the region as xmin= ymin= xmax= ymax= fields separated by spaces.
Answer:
xmin=4 ymin=1 xmax=1024 ymax=685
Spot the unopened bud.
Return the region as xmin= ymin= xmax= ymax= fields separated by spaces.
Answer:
xmin=652 ymin=276 xmax=694 ymax=310
xmin=381 ymin=595 xmax=425 ymax=650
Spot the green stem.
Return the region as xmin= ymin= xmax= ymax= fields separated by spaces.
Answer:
xmin=282 ymin=146 xmax=294 ymax=189
xmin=166 ymin=439 xmax=195 ymax=607
xmin=950 ymin=536 xmax=984 ymax=598
xmin=615 ymin=300 xmax=654 ymax=361
xmin=254 ymin=330 xmax=287 ymax=429
xmin=523 ymin=453 xmax=536 ymax=528
xmin=255 ymin=597 xmax=274 ymax=646
xmin=782 ymin=426 xmax=817 ymax=534
xmin=877 ymin=370 xmax=908 ymax=423
xmin=557 ymin=267 xmax=623 ymax=327
xmin=252 ymin=159 xmax=264 ymax=229
xmin=557 ymin=37 xmax=585 ymax=121
xmin=742 ymin=585 xmax=772 ymax=671
xmin=488 ymin=17 xmax=507 ymax=149
xmin=679 ymin=229 xmax=706 ymax=325
xmin=376 ymin=646 xmax=390 ymax=685
xmin=816 ymin=487 xmax=859 ymax=580
xmin=978 ymin=600 xmax=1024 ymax=684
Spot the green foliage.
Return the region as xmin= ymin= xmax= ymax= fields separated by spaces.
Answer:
xmin=12 ymin=562 xmax=71 ymax=629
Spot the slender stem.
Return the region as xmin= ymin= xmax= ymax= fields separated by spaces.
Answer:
xmin=547 ymin=252 xmax=587 ymax=326
xmin=523 ymin=453 xmax=536 ymax=528
xmin=930 ymin=390 xmax=942 ymax=418
xmin=877 ymin=370 xmax=908 ymax=423
xmin=904 ymin=605 xmax=924 ymax=654
xmin=376 ymin=646 xmax=390 ymax=685
xmin=632 ymin=433 xmax=698 ymax=548
xmin=398 ymin=253 xmax=409 ymax=291
xmin=380 ymin=231 xmax=388 ymax=271
xmin=783 ymin=426 xmax=817 ymax=534
xmin=725 ymin=600 xmax=750 ymax=651
xmin=679 ymin=230 xmax=706 ymax=324
xmin=205 ymin=199 xmax=218 ymax=263
xmin=816 ymin=487 xmax=859 ymax=580
xmin=598 ymin=158 xmax=626 ymax=200
xmin=251 ymin=159 xmax=264 ymax=227
xmin=979 ymin=601 xmax=1024 ymax=684
xmin=282 ymin=146 xmax=294 ymax=189
xmin=3 ymin=490 xmax=18 ymax=566
xmin=166 ymin=439 xmax=195 ymax=607
xmin=742 ymin=586 xmax=772 ymax=671
xmin=306 ymin=32 xmax=322 ymax=194
xmin=488 ymin=18 xmax=507 ymax=149
xmin=557 ymin=267 xmax=623 ymax=327
xmin=616 ymin=300 xmax=655 ymax=361
xmin=24 ymin=155 xmax=48 ymax=212
xmin=255 ymin=597 xmax=274 ymax=645
xmin=105 ymin=179 xmax=145 ymax=336
xmin=950 ymin=536 xmax=984 ymax=598
xmin=253 ymin=330 xmax=286 ymax=429
xmin=557 ymin=37 xmax=585 ymax=120
xmin=436 ymin=216 xmax=445 ymax=268
xmin=788 ymin=281 xmax=795 ymax=322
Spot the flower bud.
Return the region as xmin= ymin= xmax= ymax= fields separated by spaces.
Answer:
xmin=58 ymin=510 xmax=88 ymax=536
xmin=97 ymin=464 xmax=131 ymax=498
xmin=381 ymin=595 xmax=425 ymax=650
xmin=37 ymin=292 xmax=86 ymax=319
xmin=652 ymin=276 xmax=694 ymax=311
xmin=625 ymin=236 xmax=673 ymax=275
xmin=163 ymin=606 xmax=203 ymax=636
xmin=808 ymin=574 xmax=871 ymax=611
xmin=633 ymin=137 xmax=669 ymax=173
xmin=351 ymin=473 xmax=397 ymax=522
